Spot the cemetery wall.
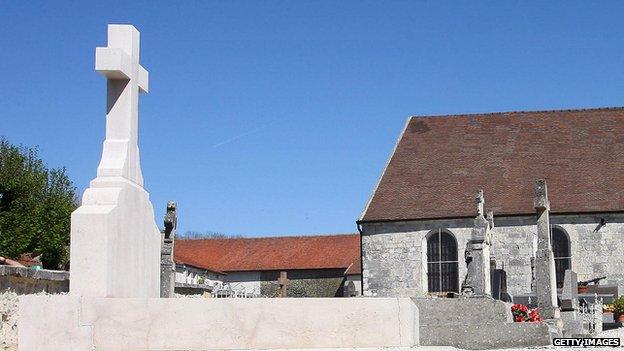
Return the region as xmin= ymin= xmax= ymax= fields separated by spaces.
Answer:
xmin=259 ymin=269 xmax=346 ymax=297
xmin=361 ymin=213 xmax=624 ymax=297
xmin=0 ymin=266 xmax=68 ymax=295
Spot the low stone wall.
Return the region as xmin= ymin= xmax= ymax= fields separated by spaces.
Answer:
xmin=174 ymin=282 xmax=212 ymax=295
xmin=0 ymin=266 xmax=68 ymax=295
xmin=259 ymin=269 xmax=347 ymax=297
xmin=411 ymin=297 xmax=551 ymax=350
xmin=19 ymin=296 xmax=418 ymax=350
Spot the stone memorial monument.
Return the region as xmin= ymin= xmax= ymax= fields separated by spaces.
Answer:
xmin=19 ymin=24 xmax=421 ymax=351
xmin=69 ymin=24 xmax=160 ymax=298
xmin=161 ymin=201 xmax=177 ymax=298
xmin=461 ymin=189 xmax=493 ymax=297
xmin=533 ymin=179 xmax=560 ymax=320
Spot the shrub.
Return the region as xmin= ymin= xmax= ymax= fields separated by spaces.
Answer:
xmin=0 ymin=138 xmax=77 ymax=269
xmin=612 ymin=297 xmax=624 ymax=316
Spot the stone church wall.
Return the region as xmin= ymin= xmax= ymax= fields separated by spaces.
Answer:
xmin=361 ymin=214 xmax=624 ymax=297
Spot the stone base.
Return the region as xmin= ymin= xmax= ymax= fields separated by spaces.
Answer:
xmin=543 ymin=318 xmax=564 ymax=341
xmin=411 ymin=297 xmax=552 ymax=350
xmin=419 ymin=322 xmax=551 ymax=350
xmin=19 ymin=295 xmax=419 ymax=350
xmin=561 ymin=310 xmax=586 ymax=337
xmin=69 ymin=178 xmax=161 ymax=298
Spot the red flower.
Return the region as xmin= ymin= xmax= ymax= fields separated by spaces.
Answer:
xmin=528 ymin=308 xmax=542 ymax=322
xmin=511 ymin=304 xmax=534 ymax=322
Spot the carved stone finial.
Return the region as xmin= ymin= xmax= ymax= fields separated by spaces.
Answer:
xmin=163 ymin=201 xmax=177 ymax=240
xmin=533 ymin=179 xmax=550 ymax=210
xmin=487 ymin=211 xmax=495 ymax=229
xmin=476 ymin=189 xmax=484 ymax=217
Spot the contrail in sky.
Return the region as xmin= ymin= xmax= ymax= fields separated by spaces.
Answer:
xmin=211 ymin=119 xmax=280 ymax=148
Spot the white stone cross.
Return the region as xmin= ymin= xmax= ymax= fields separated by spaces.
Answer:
xmin=94 ymin=24 xmax=149 ymax=186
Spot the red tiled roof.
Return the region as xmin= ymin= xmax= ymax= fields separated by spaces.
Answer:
xmin=173 ymin=255 xmax=226 ymax=275
xmin=360 ymin=108 xmax=624 ymax=222
xmin=174 ymin=234 xmax=361 ymax=273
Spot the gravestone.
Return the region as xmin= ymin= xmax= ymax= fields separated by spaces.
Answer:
xmin=561 ymin=269 xmax=578 ymax=311
xmin=492 ymin=269 xmax=512 ymax=302
xmin=343 ymin=281 xmax=357 ymax=297
xmin=69 ymin=24 xmax=160 ymax=298
xmin=559 ymin=269 xmax=586 ymax=336
xmin=461 ymin=190 xmax=492 ymax=297
xmin=161 ymin=201 xmax=177 ymax=298
xmin=533 ymin=179 xmax=560 ymax=319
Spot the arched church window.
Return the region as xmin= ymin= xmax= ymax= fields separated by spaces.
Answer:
xmin=551 ymin=227 xmax=571 ymax=289
xmin=427 ymin=229 xmax=459 ymax=293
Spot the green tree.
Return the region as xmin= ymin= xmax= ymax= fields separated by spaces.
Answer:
xmin=0 ymin=137 xmax=77 ymax=269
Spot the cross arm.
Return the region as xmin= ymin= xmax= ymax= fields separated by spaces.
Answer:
xmin=138 ymin=65 xmax=149 ymax=93
xmin=95 ymin=47 xmax=149 ymax=93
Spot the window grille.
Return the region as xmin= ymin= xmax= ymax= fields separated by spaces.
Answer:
xmin=551 ymin=227 xmax=571 ymax=289
xmin=427 ymin=229 xmax=459 ymax=293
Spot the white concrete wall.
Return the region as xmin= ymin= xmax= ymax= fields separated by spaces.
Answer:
xmin=19 ymin=295 xmax=419 ymax=350
xmin=362 ymin=214 xmax=624 ymax=297
xmin=222 ymin=271 xmax=261 ymax=295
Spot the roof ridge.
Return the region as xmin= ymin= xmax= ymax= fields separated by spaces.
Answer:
xmin=408 ymin=106 xmax=624 ymax=120
xmin=177 ymin=233 xmax=359 ymax=241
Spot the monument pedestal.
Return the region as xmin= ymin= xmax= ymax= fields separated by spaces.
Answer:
xmin=160 ymin=237 xmax=175 ymax=297
xmin=70 ymin=180 xmax=160 ymax=298
xmin=20 ymin=295 xmax=419 ymax=350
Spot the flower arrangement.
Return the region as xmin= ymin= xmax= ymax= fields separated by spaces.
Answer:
xmin=511 ymin=304 xmax=542 ymax=322
xmin=612 ymin=297 xmax=624 ymax=322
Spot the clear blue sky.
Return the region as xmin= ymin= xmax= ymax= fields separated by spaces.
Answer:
xmin=2 ymin=2 xmax=624 ymax=236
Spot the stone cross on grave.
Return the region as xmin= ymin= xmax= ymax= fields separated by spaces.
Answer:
xmin=278 ymin=271 xmax=288 ymax=298
xmin=461 ymin=189 xmax=493 ymax=297
xmin=533 ymin=179 xmax=560 ymax=320
xmin=94 ymin=24 xmax=149 ymax=186
xmin=69 ymin=24 xmax=160 ymax=299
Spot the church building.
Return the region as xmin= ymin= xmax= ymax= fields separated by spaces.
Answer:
xmin=358 ymin=108 xmax=624 ymax=297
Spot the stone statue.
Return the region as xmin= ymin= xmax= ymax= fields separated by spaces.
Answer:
xmin=461 ymin=189 xmax=493 ymax=297
xmin=161 ymin=201 xmax=177 ymax=297
xmin=163 ymin=201 xmax=177 ymax=240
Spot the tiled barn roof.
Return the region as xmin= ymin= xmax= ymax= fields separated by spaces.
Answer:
xmin=174 ymin=233 xmax=361 ymax=274
xmin=360 ymin=107 xmax=624 ymax=222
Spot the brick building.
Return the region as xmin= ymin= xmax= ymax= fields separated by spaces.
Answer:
xmin=359 ymin=108 xmax=624 ymax=297
xmin=175 ymin=233 xmax=361 ymax=297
